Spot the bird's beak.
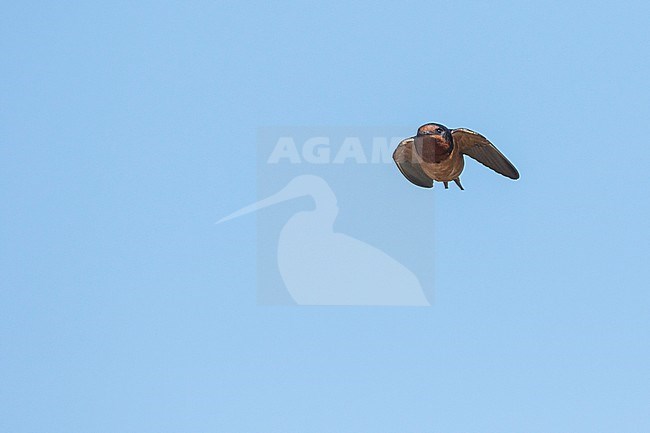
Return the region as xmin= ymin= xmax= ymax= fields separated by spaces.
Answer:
xmin=216 ymin=183 xmax=299 ymax=224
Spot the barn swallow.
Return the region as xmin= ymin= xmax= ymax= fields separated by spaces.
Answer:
xmin=393 ymin=123 xmax=519 ymax=190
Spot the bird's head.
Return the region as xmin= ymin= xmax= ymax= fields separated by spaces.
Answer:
xmin=414 ymin=123 xmax=453 ymax=162
xmin=417 ymin=123 xmax=452 ymax=141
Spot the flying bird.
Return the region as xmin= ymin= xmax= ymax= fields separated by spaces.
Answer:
xmin=393 ymin=123 xmax=519 ymax=190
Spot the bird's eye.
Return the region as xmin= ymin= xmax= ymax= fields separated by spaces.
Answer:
xmin=436 ymin=128 xmax=443 ymax=133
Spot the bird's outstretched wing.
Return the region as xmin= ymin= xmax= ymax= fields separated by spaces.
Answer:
xmin=452 ymin=128 xmax=520 ymax=179
xmin=393 ymin=137 xmax=433 ymax=188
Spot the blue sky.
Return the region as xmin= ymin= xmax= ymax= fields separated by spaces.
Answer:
xmin=2 ymin=1 xmax=650 ymax=432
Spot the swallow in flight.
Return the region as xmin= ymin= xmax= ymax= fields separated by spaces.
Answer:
xmin=393 ymin=123 xmax=519 ymax=190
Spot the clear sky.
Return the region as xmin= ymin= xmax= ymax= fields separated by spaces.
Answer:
xmin=2 ymin=1 xmax=650 ymax=432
